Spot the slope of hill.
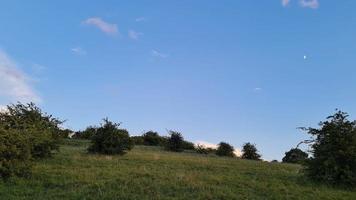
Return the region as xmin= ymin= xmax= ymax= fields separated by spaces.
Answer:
xmin=0 ymin=140 xmax=355 ymax=199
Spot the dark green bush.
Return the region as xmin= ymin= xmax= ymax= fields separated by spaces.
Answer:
xmin=282 ymin=148 xmax=308 ymax=164
xmin=216 ymin=142 xmax=235 ymax=157
xmin=131 ymin=136 xmax=144 ymax=145
xmin=301 ymin=111 xmax=356 ymax=186
xmin=142 ymin=131 xmax=161 ymax=146
xmin=165 ymin=131 xmax=184 ymax=152
xmin=182 ymin=140 xmax=195 ymax=150
xmin=241 ymin=142 xmax=261 ymax=160
xmin=0 ymin=103 xmax=63 ymax=159
xmin=0 ymin=128 xmax=32 ymax=179
xmin=88 ymin=118 xmax=133 ymax=155
xmin=73 ymin=126 xmax=98 ymax=139
xmin=195 ymin=145 xmax=216 ymax=154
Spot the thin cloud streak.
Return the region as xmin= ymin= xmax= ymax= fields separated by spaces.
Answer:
xmin=128 ymin=30 xmax=143 ymax=40
xmin=0 ymin=50 xmax=41 ymax=103
xmin=71 ymin=47 xmax=87 ymax=55
xmin=83 ymin=17 xmax=119 ymax=35
xmin=282 ymin=0 xmax=290 ymax=7
xmin=299 ymin=0 xmax=319 ymax=9
xmin=135 ymin=17 xmax=146 ymax=22
xmin=151 ymin=50 xmax=168 ymax=58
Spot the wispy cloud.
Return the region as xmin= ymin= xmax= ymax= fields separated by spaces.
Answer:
xmin=135 ymin=17 xmax=146 ymax=22
xmin=83 ymin=17 xmax=119 ymax=35
xmin=151 ymin=50 xmax=168 ymax=58
xmin=281 ymin=0 xmax=319 ymax=9
xmin=71 ymin=47 xmax=87 ymax=55
xmin=0 ymin=50 xmax=41 ymax=103
xmin=254 ymin=87 xmax=262 ymax=92
xmin=299 ymin=0 xmax=319 ymax=9
xmin=282 ymin=0 xmax=290 ymax=7
xmin=128 ymin=30 xmax=143 ymax=40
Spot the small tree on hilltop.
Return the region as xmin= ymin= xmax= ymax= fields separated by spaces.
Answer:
xmin=241 ymin=142 xmax=261 ymax=160
xmin=282 ymin=148 xmax=308 ymax=164
xmin=216 ymin=142 xmax=235 ymax=157
xmin=300 ymin=110 xmax=356 ymax=186
xmin=88 ymin=118 xmax=133 ymax=155
xmin=142 ymin=131 xmax=161 ymax=146
xmin=165 ymin=131 xmax=184 ymax=152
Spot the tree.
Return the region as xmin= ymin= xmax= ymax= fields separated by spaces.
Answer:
xmin=300 ymin=110 xmax=356 ymax=186
xmin=88 ymin=118 xmax=133 ymax=155
xmin=216 ymin=142 xmax=235 ymax=157
xmin=241 ymin=142 xmax=261 ymax=160
xmin=165 ymin=131 xmax=184 ymax=152
xmin=73 ymin=126 xmax=98 ymax=139
xmin=0 ymin=127 xmax=32 ymax=179
xmin=142 ymin=131 xmax=161 ymax=146
xmin=0 ymin=102 xmax=63 ymax=159
xmin=282 ymin=148 xmax=308 ymax=164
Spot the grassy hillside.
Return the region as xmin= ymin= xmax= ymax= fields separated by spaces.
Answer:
xmin=1 ymin=140 xmax=355 ymax=200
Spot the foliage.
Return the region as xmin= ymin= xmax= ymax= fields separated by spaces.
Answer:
xmin=2 ymin=140 xmax=356 ymax=199
xmin=0 ymin=127 xmax=32 ymax=179
xmin=88 ymin=118 xmax=133 ymax=155
xmin=301 ymin=110 xmax=356 ymax=186
xmin=216 ymin=142 xmax=235 ymax=157
xmin=131 ymin=136 xmax=144 ymax=145
xmin=241 ymin=142 xmax=261 ymax=160
xmin=0 ymin=102 xmax=63 ymax=159
xmin=165 ymin=131 xmax=184 ymax=152
xmin=195 ymin=145 xmax=217 ymax=154
xmin=142 ymin=131 xmax=162 ymax=146
xmin=182 ymin=140 xmax=195 ymax=150
xmin=73 ymin=126 xmax=98 ymax=139
xmin=282 ymin=148 xmax=308 ymax=164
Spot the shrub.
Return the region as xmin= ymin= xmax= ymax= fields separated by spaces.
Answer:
xmin=195 ymin=145 xmax=216 ymax=154
xmin=73 ymin=126 xmax=98 ymax=139
xmin=88 ymin=118 xmax=133 ymax=155
xmin=182 ymin=140 xmax=195 ymax=150
xmin=142 ymin=131 xmax=161 ymax=146
xmin=0 ymin=103 xmax=63 ymax=159
xmin=241 ymin=142 xmax=261 ymax=160
xmin=282 ymin=148 xmax=308 ymax=164
xmin=216 ymin=142 xmax=235 ymax=157
xmin=165 ymin=131 xmax=184 ymax=152
xmin=300 ymin=111 xmax=356 ymax=186
xmin=0 ymin=128 xmax=32 ymax=179
xmin=131 ymin=136 xmax=144 ymax=145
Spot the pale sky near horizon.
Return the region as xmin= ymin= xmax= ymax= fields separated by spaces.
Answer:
xmin=1 ymin=0 xmax=356 ymax=160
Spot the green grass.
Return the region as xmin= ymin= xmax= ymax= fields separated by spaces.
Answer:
xmin=1 ymin=140 xmax=355 ymax=200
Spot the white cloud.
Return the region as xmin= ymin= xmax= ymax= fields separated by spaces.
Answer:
xmin=71 ymin=47 xmax=87 ymax=55
xmin=128 ymin=30 xmax=143 ymax=40
xmin=282 ymin=0 xmax=319 ymax=9
xmin=282 ymin=0 xmax=290 ymax=6
xmin=151 ymin=50 xmax=168 ymax=58
xmin=0 ymin=50 xmax=41 ymax=103
xmin=300 ymin=0 xmax=319 ymax=9
xmin=254 ymin=87 xmax=262 ymax=91
xmin=0 ymin=105 xmax=7 ymax=113
xmin=195 ymin=141 xmax=242 ymax=157
xmin=83 ymin=17 xmax=119 ymax=35
xmin=135 ymin=17 xmax=146 ymax=22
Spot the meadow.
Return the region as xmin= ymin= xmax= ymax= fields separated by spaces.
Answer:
xmin=0 ymin=140 xmax=355 ymax=200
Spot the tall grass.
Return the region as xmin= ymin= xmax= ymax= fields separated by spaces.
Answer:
xmin=1 ymin=140 xmax=355 ymax=199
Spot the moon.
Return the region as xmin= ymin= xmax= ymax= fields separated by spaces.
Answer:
xmin=303 ymin=55 xmax=307 ymax=60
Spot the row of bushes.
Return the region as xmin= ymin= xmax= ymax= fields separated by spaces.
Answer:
xmin=0 ymin=103 xmax=64 ymax=179
xmin=2 ymin=102 xmax=355 ymax=187
xmin=81 ymin=120 xmax=262 ymax=160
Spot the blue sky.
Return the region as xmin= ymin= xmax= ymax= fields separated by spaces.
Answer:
xmin=1 ymin=0 xmax=355 ymax=160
